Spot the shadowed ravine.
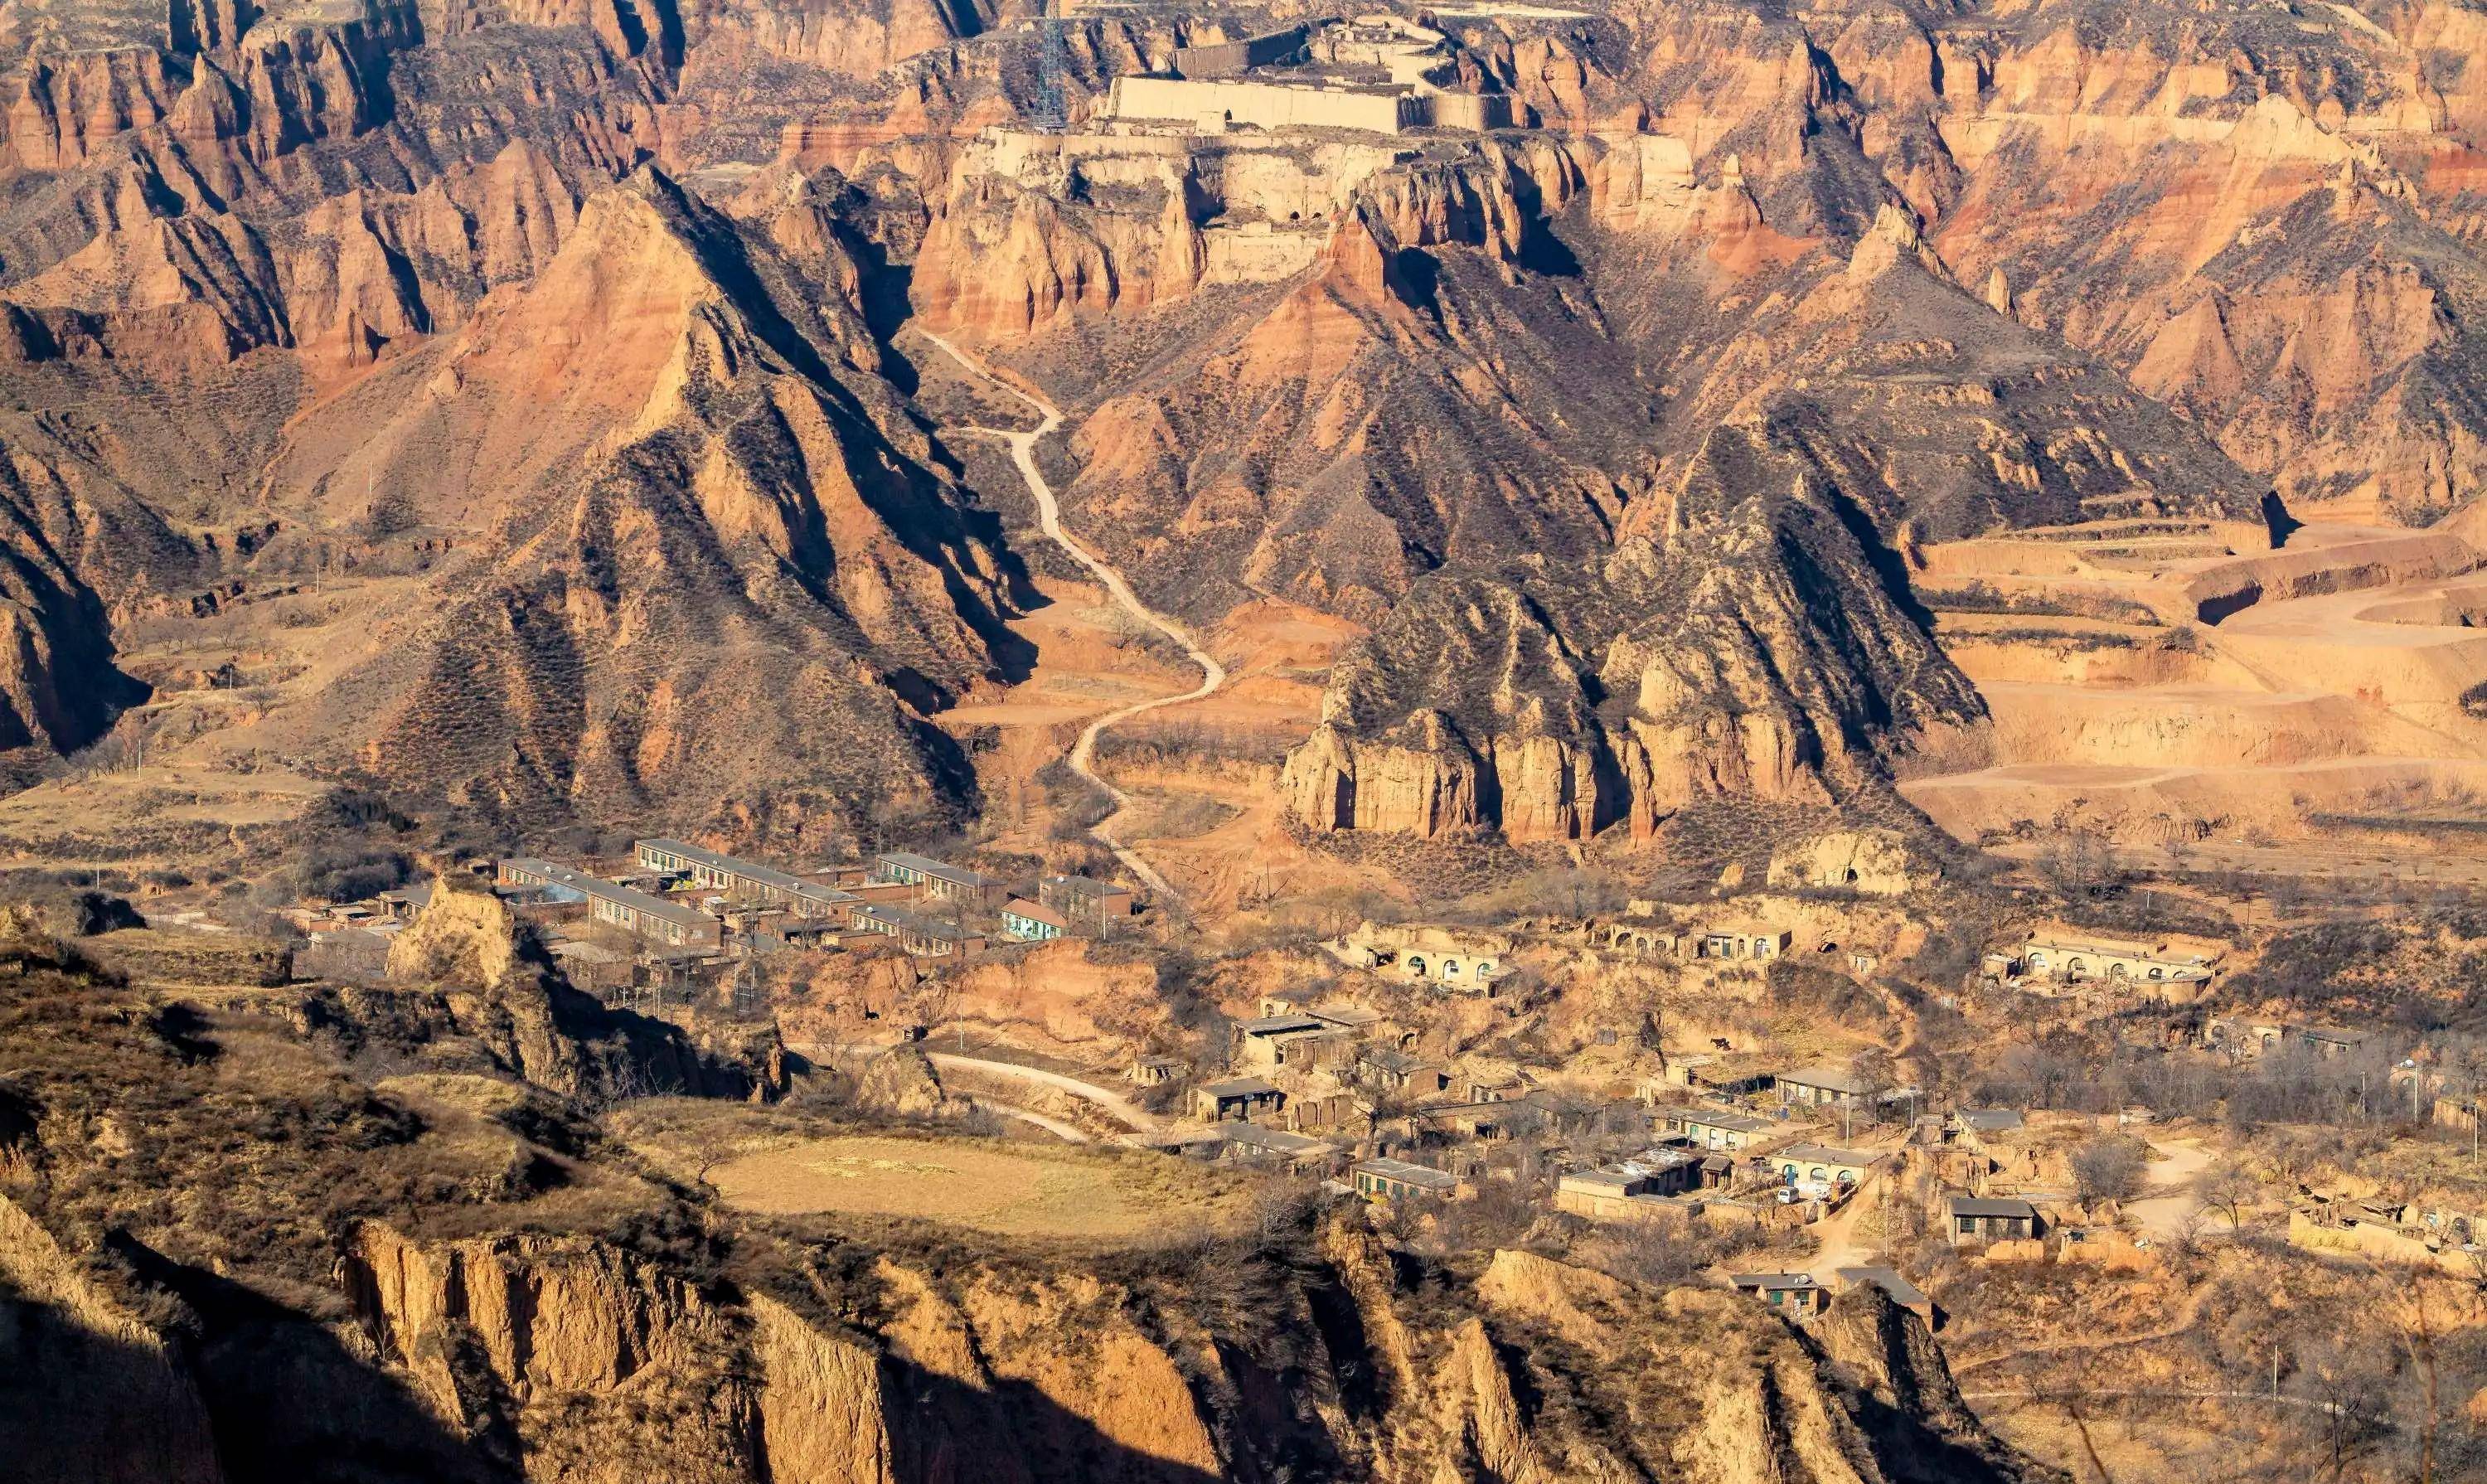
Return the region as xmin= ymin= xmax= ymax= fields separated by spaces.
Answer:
xmin=923 ymin=332 xmax=1229 ymax=900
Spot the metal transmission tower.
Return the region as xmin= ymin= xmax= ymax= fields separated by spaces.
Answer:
xmin=1029 ymin=7 xmax=1071 ymax=133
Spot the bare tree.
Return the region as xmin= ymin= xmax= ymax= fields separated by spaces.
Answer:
xmin=2200 ymin=1164 xmax=2257 ymax=1230
xmin=2070 ymin=1136 xmax=2147 ymax=1209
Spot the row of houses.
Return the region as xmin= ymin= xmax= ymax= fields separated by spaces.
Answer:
xmin=498 ymin=842 xmax=1137 ymax=964
xmin=498 ymin=859 xmax=724 ymax=949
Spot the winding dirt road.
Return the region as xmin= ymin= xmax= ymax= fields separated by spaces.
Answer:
xmin=922 ymin=332 xmax=1227 ymax=899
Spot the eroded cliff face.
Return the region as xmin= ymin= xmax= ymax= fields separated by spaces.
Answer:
xmin=904 ymin=104 xmax=2268 ymax=837
xmin=2 ymin=0 xmax=2485 ymax=839
xmin=322 ymin=1215 xmax=2042 ymax=1484
xmin=0 ymin=936 xmax=2048 ymax=1484
xmin=1280 ymin=424 xmax=1988 ymax=840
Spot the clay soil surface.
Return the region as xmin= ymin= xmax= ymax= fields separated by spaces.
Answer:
xmin=702 ymin=1132 xmax=1256 ymax=1241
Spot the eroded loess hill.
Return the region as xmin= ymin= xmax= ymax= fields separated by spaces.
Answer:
xmin=0 ymin=0 xmax=2484 ymax=848
xmin=0 ymin=924 xmax=2053 ymax=1484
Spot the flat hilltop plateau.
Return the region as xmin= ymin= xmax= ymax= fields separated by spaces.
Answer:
xmin=6 ymin=0 xmax=2487 ymax=1478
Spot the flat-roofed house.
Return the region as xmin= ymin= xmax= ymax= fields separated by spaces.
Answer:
xmin=1947 ymin=1195 xmax=2039 ymax=1247
xmin=375 ymin=883 xmax=432 ymax=921
xmin=848 ymin=904 xmax=985 ymax=960
xmin=2295 ymin=1026 xmax=2375 ymax=1060
xmin=873 ymin=852 xmax=1007 ymax=908
xmin=1194 ymin=1077 xmax=1286 ymax=1122
xmin=1946 ymin=1108 xmax=2026 ymax=1151
xmin=1358 ymin=1047 xmax=1449 ymax=1097
xmin=1234 ymin=1015 xmax=1345 ymax=1073
xmin=496 ymin=859 xmax=720 ymax=949
xmin=1212 ymin=1122 xmax=1336 ymax=1171
xmin=1305 ymin=1002 xmax=1384 ymax=1035
xmin=1350 ymin=1157 xmax=1461 ymax=1200
xmin=634 ymin=840 xmax=858 ymax=920
xmin=1728 ymin=1272 xmax=1829 ymax=1317
xmin=1554 ymin=1149 xmax=1703 ymax=1220
xmin=1766 ymin=1143 xmax=1882 ymax=1195
xmin=1670 ymin=1108 xmax=1776 ymax=1151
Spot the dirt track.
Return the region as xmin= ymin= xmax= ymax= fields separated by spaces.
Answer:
xmin=923 ymin=332 xmax=1229 ymax=899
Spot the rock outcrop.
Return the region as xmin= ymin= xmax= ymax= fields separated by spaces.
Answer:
xmin=1766 ymin=828 xmax=1937 ymax=895
xmin=0 ymin=934 xmax=2051 ymax=1484
xmin=1282 ymin=425 xmax=1988 ymax=840
xmin=2 ymin=0 xmax=2485 ymax=846
xmin=378 ymin=873 xmax=785 ymax=1101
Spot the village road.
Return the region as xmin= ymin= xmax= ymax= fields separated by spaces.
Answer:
xmin=1795 ymin=1171 xmax=1884 ymax=1276
xmin=794 ymin=1040 xmax=1151 ymax=1143
xmin=921 ymin=1050 xmax=1163 ymax=1135
xmin=2126 ymin=1136 xmax=2214 ymax=1239
xmin=921 ymin=333 xmax=1228 ymax=900
xmin=976 ymin=1103 xmax=1093 ymax=1143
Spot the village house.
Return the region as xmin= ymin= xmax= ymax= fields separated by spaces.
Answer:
xmin=547 ymin=938 xmax=633 ymax=996
xmin=1518 ymin=1088 xmax=1607 ymax=1139
xmin=1670 ymin=1108 xmax=1777 ymax=1152
xmin=1947 ymin=1108 xmax=2027 ymax=1148
xmin=872 ymin=852 xmax=1008 ymax=909
xmin=1036 ymin=873 xmax=1136 ymax=933
xmin=2288 ymin=1199 xmax=2482 ymax=1273
xmin=1332 ymin=923 xmax=1508 ymax=992
xmin=1307 ymin=1002 xmax=1384 ymax=1036
xmin=1947 ymin=1195 xmax=2040 ymax=1247
xmin=1779 ymin=1065 xmax=1876 ymax=1111
xmin=1210 ymin=1122 xmax=1338 ymax=1171
xmin=1600 ymin=919 xmax=1797 ymax=963
xmin=1234 ymin=1015 xmax=1353 ymax=1074
xmin=1358 ymin=1047 xmax=1451 ymax=1098
xmin=1766 ymin=1143 xmax=1882 ymax=1196
xmin=2205 ymin=1017 xmax=2383 ymax=1061
xmin=848 ymin=904 xmax=985 ymax=960
xmin=635 ymin=840 xmax=857 ymax=921
xmin=374 ymin=883 xmax=432 ymax=921
xmin=497 ymin=859 xmax=721 ymax=950
xmin=1553 ymin=1149 xmax=1707 ymax=1222
xmin=1129 ymin=1055 xmax=1181 ymax=1087
xmin=2011 ymin=924 xmax=2225 ymax=991
xmin=2296 ymin=1026 xmax=2376 ymax=1060
xmin=1693 ymin=924 xmax=1792 ymax=962
xmin=1412 ymin=1100 xmax=1520 ymax=1142
xmin=1281 ymin=1073 xmax=1365 ymax=1135
xmin=1194 ymin=1077 xmax=1286 ymax=1122
xmin=1350 ymin=1157 xmax=1462 ymax=1201
xmin=1000 ymin=898 xmax=1071 ymax=943
xmin=1646 ymin=1055 xmax=1777 ymax=1101
xmin=1461 ymin=1064 xmax=1527 ymax=1103
xmin=1728 ymin=1273 xmax=1830 ymax=1317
